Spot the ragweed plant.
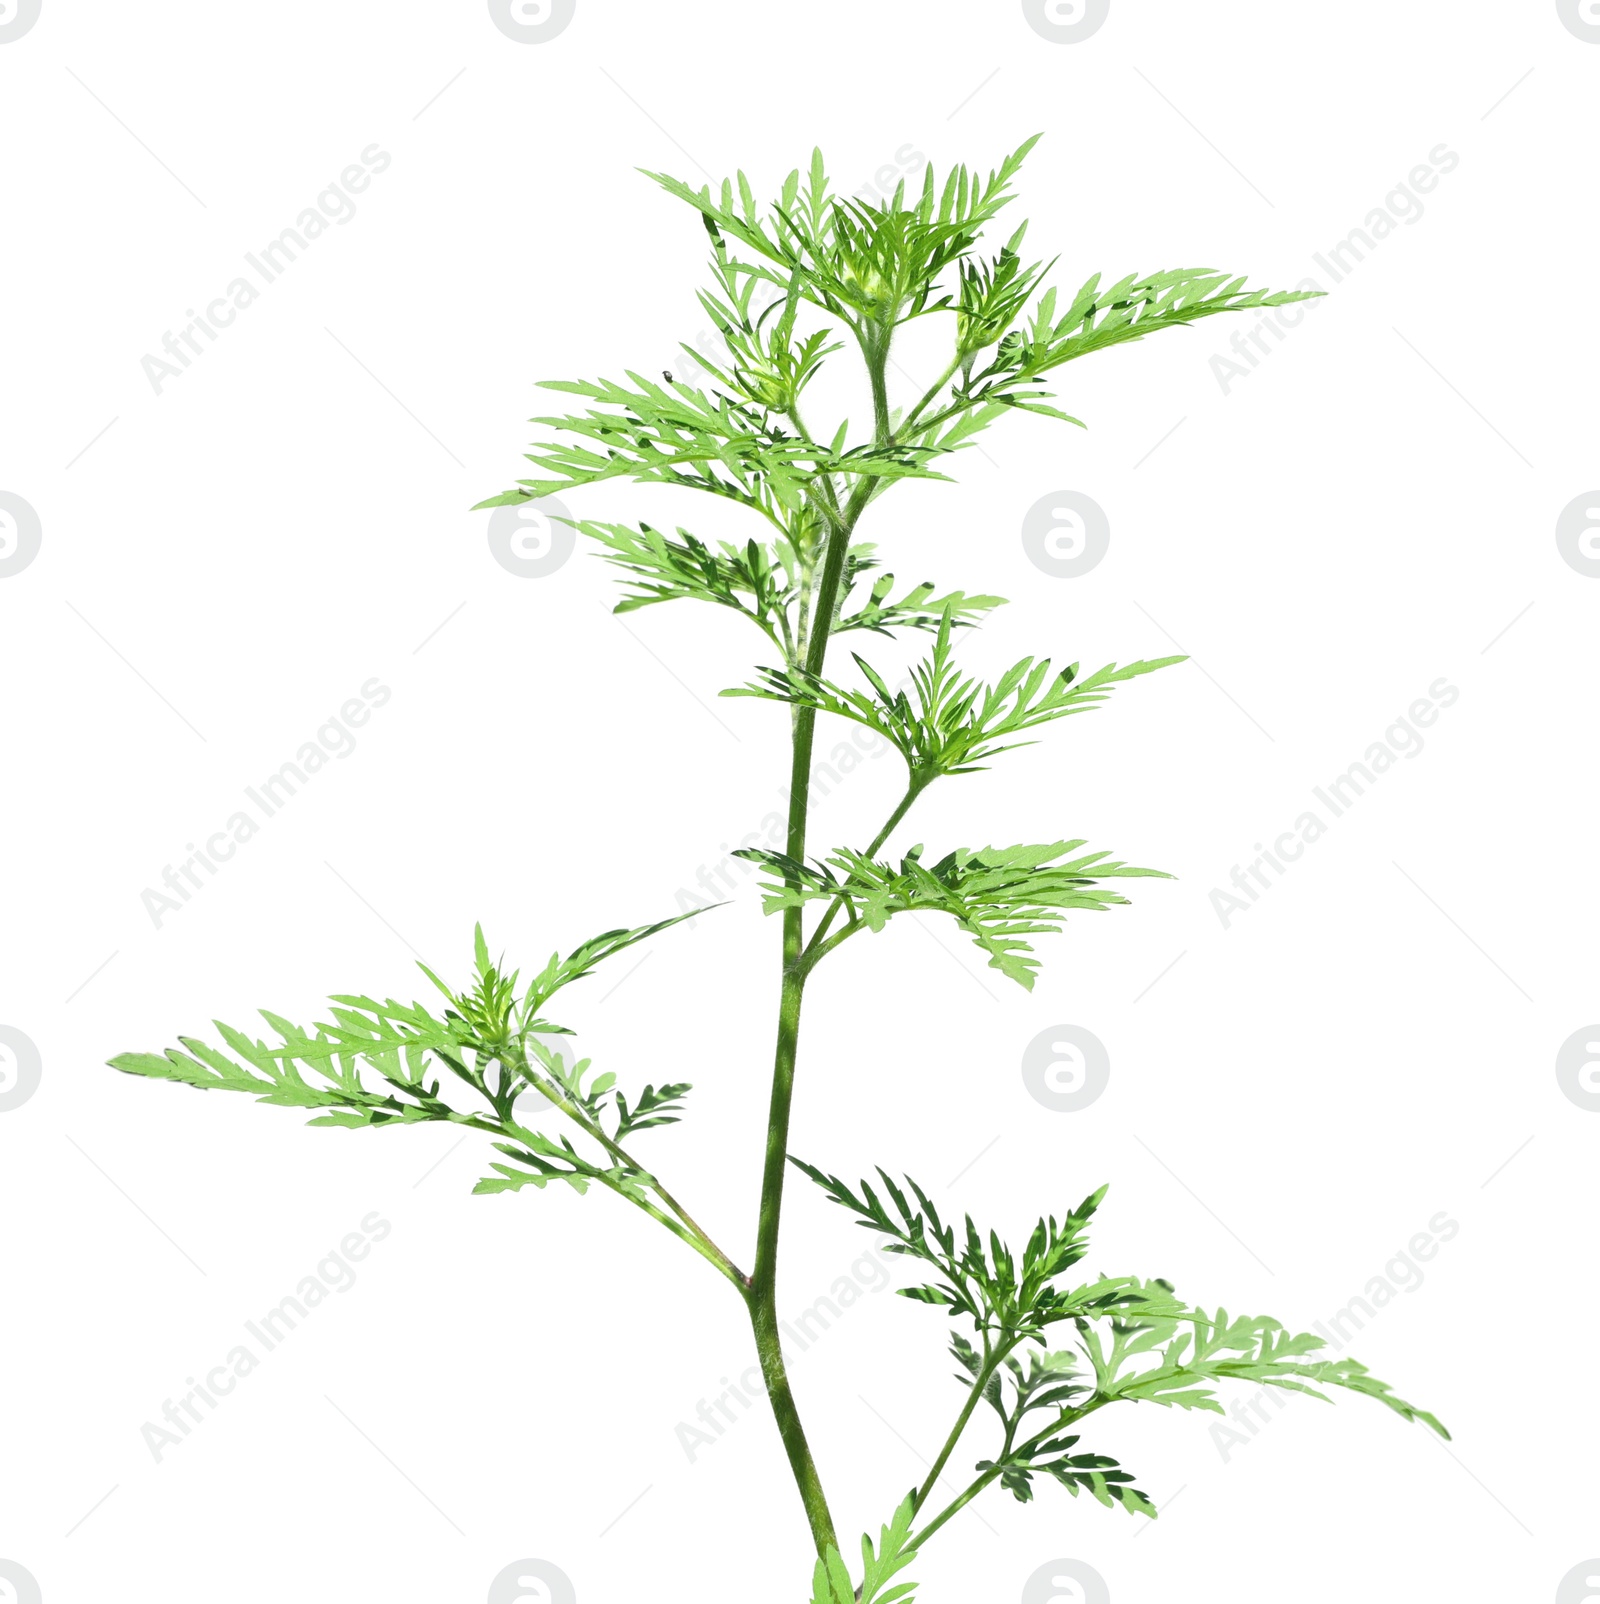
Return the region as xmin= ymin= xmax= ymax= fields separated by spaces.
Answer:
xmin=112 ymin=139 xmax=1443 ymax=1596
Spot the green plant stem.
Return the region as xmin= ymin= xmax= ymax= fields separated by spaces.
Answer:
xmin=908 ymin=1396 xmax=1112 ymax=1556
xmin=747 ymin=340 xmax=894 ymax=1559
xmin=598 ymin=1174 xmax=732 ymax=1273
xmin=747 ymin=722 xmax=839 ymax=1556
xmin=745 ymin=537 xmax=852 ymax=1558
xmin=502 ymin=1072 xmax=748 ymax=1289
xmin=894 ymin=374 xmax=990 ymax=454
xmin=907 ymin=1468 xmax=997 ymax=1552
xmin=897 ymin=352 xmax=964 ymax=442
xmin=800 ymin=778 xmax=927 ymax=968
xmin=787 ymin=403 xmax=833 ymax=665
xmin=865 ymin=324 xmax=894 ymax=443
xmin=911 ymin=1340 xmax=1012 ymax=1515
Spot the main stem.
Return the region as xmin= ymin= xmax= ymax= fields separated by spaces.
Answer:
xmin=747 ymin=891 xmax=836 ymax=1554
xmin=749 ymin=338 xmax=890 ymax=1558
xmin=746 ymin=549 xmax=848 ymax=1559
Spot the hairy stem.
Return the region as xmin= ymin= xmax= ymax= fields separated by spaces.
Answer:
xmin=897 ymin=351 xmax=964 ymax=443
xmin=868 ymin=327 xmax=893 ymax=442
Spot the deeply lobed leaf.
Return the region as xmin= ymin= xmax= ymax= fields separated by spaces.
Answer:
xmin=729 ymin=607 xmax=1182 ymax=780
xmin=739 ymin=839 xmax=1170 ymax=987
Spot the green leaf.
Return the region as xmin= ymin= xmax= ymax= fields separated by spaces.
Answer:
xmin=740 ymin=839 xmax=1169 ymax=988
xmin=810 ymin=1496 xmax=920 ymax=1604
xmin=980 ymin=1432 xmax=1156 ymax=1517
xmin=109 ymin=912 xmax=708 ymax=1140
xmin=613 ymin=1082 xmax=693 ymax=1141
xmin=728 ymin=607 xmax=1181 ymax=782
xmin=795 ymin=1161 xmax=1444 ymax=1541
xmin=1016 ymin=267 xmax=1324 ymax=377
xmin=1077 ymin=1301 xmax=1450 ymax=1440
xmin=519 ymin=907 xmax=711 ymax=1022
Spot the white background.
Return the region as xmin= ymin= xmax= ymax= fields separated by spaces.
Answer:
xmin=2 ymin=2 xmax=1596 ymax=1601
